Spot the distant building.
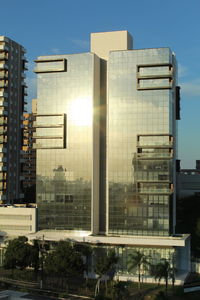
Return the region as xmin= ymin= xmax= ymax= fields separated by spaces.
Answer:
xmin=23 ymin=100 xmax=36 ymax=202
xmin=0 ymin=205 xmax=37 ymax=238
xmin=0 ymin=36 xmax=27 ymax=204
xmin=177 ymin=160 xmax=200 ymax=199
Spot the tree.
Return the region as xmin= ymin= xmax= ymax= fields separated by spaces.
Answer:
xmin=4 ymin=236 xmax=39 ymax=274
xmin=176 ymin=194 xmax=200 ymax=256
xmin=73 ymin=243 xmax=92 ymax=291
xmin=112 ymin=281 xmax=131 ymax=300
xmin=94 ymin=249 xmax=119 ymax=297
xmin=128 ymin=250 xmax=150 ymax=290
xmin=44 ymin=241 xmax=84 ymax=290
xmin=150 ymin=258 xmax=175 ymax=294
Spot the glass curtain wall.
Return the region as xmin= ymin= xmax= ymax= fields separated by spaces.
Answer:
xmin=108 ymin=48 xmax=176 ymax=236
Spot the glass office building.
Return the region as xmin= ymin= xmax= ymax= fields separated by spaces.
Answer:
xmin=33 ymin=31 xmax=190 ymax=281
xmin=107 ymin=48 xmax=178 ymax=236
xmin=34 ymin=53 xmax=100 ymax=233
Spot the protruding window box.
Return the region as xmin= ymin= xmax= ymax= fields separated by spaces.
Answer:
xmin=34 ymin=58 xmax=67 ymax=73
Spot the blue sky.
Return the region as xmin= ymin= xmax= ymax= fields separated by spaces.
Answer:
xmin=0 ymin=0 xmax=199 ymax=168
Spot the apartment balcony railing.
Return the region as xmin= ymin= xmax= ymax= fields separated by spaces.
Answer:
xmin=0 ymin=157 xmax=7 ymax=163
xmin=0 ymin=147 xmax=7 ymax=153
xmin=0 ymin=71 xmax=8 ymax=79
xmin=0 ymin=63 xmax=8 ymax=70
xmin=0 ymin=100 xmax=8 ymax=107
xmin=0 ymin=91 xmax=8 ymax=98
xmin=0 ymin=119 xmax=7 ymax=126
xmin=0 ymin=81 xmax=8 ymax=88
xmin=0 ymin=109 xmax=8 ymax=116
xmin=0 ymin=53 xmax=8 ymax=60
xmin=0 ymin=44 xmax=9 ymax=52
xmin=0 ymin=165 xmax=7 ymax=172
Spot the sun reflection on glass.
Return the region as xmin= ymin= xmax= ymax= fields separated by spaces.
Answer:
xmin=69 ymin=97 xmax=92 ymax=126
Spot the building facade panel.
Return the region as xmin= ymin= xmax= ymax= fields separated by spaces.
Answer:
xmin=35 ymin=53 xmax=100 ymax=232
xmin=107 ymin=48 xmax=177 ymax=236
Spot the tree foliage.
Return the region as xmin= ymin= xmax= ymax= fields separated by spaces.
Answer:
xmin=176 ymin=194 xmax=200 ymax=256
xmin=95 ymin=249 xmax=118 ymax=278
xmin=44 ymin=241 xmax=84 ymax=280
xmin=4 ymin=236 xmax=39 ymax=271
xmin=150 ymin=258 xmax=175 ymax=294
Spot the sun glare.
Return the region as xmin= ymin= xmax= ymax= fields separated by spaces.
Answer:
xmin=69 ymin=97 xmax=92 ymax=126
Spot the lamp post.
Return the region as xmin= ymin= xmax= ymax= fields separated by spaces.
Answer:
xmin=37 ymin=235 xmax=45 ymax=289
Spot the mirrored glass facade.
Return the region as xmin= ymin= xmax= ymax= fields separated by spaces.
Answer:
xmin=35 ymin=53 xmax=100 ymax=232
xmin=107 ymin=48 xmax=177 ymax=236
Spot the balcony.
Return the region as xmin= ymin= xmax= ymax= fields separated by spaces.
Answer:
xmin=0 ymin=100 xmax=8 ymax=107
xmin=0 ymin=127 xmax=7 ymax=135
xmin=0 ymin=146 xmax=7 ymax=153
xmin=21 ymin=80 xmax=27 ymax=87
xmin=0 ymin=184 xmax=6 ymax=191
xmin=0 ymin=71 xmax=8 ymax=79
xmin=0 ymin=63 xmax=8 ymax=70
xmin=23 ymin=87 xmax=28 ymax=95
xmin=0 ymin=157 xmax=7 ymax=163
xmin=0 ymin=119 xmax=7 ymax=126
xmin=0 ymin=44 xmax=9 ymax=52
xmin=0 ymin=137 xmax=7 ymax=144
xmin=0 ymin=81 xmax=8 ymax=88
xmin=0 ymin=53 xmax=8 ymax=60
xmin=0 ymin=109 xmax=8 ymax=116
xmin=0 ymin=91 xmax=8 ymax=98
xmin=0 ymin=165 xmax=7 ymax=172
xmin=0 ymin=194 xmax=7 ymax=201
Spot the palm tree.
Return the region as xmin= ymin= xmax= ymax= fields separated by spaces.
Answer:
xmin=150 ymin=258 xmax=175 ymax=294
xmin=94 ymin=249 xmax=119 ymax=297
xmin=128 ymin=250 xmax=150 ymax=290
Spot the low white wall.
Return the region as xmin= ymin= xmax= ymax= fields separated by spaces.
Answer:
xmin=0 ymin=206 xmax=37 ymax=237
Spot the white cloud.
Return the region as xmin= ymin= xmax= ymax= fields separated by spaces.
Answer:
xmin=181 ymin=78 xmax=200 ymax=98
xmin=50 ymin=48 xmax=61 ymax=54
xmin=71 ymin=39 xmax=89 ymax=50
xmin=178 ymin=64 xmax=187 ymax=78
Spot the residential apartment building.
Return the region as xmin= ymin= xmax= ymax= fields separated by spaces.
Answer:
xmin=0 ymin=36 xmax=27 ymax=204
xmin=33 ymin=31 xmax=190 ymax=282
